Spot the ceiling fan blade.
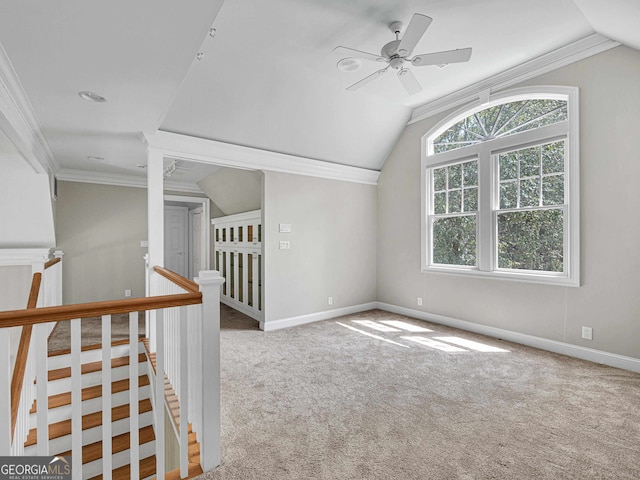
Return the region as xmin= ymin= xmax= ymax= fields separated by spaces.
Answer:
xmin=346 ymin=68 xmax=389 ymax=91
xmin=397 ymin=68 xmax=422 ymax=95
xmin=411 ymin=47 xmax=473 ymax=67
xmin=397 ymin=14 xmax=433 ymax=57
xmin=334 ymin=46 xmax=385 ymax=63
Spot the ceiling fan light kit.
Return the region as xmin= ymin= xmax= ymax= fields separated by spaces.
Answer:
xmin=337 ymin=57 xmax=362 ymax=72
xmin=334 ymin=13 xmax=472 ymax=95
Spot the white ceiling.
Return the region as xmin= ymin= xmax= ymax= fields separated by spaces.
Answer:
xmin=0 ymin=0 xmax=638 ymax=184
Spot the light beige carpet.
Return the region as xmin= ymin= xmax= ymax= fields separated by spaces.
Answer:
xmin=198 ymin=307 xmax=640 ymax=479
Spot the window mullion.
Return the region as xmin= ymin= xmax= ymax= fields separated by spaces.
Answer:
xmin=477 ymin=146 xmax=492 ymax=272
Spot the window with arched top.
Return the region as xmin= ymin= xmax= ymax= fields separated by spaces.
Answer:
xmin=421 ymin=87 xmax=580 ymax=286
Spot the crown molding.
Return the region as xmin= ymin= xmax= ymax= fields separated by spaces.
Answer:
xmin=409 ymin=33 xmax=620 ymax=124
xmin=144 ymin=131 xmax=381 ymax=186
xmin=0 ymin=42 xmax=58 ymax=175
xmin=56 ymin=168 xmax=203 ymax=194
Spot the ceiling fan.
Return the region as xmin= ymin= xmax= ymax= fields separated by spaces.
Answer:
xmin=334 ymin=14 xmax=472 ymax=95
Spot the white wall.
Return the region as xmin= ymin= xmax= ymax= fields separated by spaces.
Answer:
xmin=377 ymin=45 xmax=640 ymax=360
xmin=0 ymin=174 xmax=55 ymax=248
xmin=0 ymin=265 xmax=31 ymax=312
xmin=197 ymin=168 xmax=262 ymax=215
xmin=0 ymin=265 xmax=33 ymax=372
xmin=263 ymin=171 xmax=377 ymax=324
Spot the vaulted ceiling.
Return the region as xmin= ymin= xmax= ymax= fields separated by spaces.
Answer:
xmin=0 ymin=0 xmax=638 ymax=187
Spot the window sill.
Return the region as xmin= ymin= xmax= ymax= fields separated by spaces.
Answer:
xmin=422 ymin=265 xmax=579 ymax=287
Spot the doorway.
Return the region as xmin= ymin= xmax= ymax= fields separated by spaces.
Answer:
xmin=164 ymin=195 xmax=210 ymax=280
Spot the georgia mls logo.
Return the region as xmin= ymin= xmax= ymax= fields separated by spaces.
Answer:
xmin=48 ymin=457 xmax=71 ymax=475
xmin=0 ymin=456 xmax=71 ymax=480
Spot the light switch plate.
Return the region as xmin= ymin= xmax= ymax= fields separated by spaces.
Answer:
xmin=279 ymin=223 xmax=292 ymax=233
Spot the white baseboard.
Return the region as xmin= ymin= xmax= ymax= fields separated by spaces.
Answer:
xmin=376 ymin=302 xmax=640 ymax=373
xmin=260 ymin=302 xmax=378 ymax=332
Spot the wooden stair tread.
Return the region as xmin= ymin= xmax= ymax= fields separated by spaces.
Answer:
xmin=47 ymin=353 xmax=146 ymax=382
xmin=30 ymin=375 xmax=150 ymax=413
xmin=165 ymin=462 xmax=204 ymax=480
xmin=25 ymin=398 xmax=152 ymax=447
xmin=89 ymin=453 xmax=157 ymax=480
xmin=48 ymin=338 xmax=136 ymax=357
xmin=59 ymin=425 xmax=155 ymax=464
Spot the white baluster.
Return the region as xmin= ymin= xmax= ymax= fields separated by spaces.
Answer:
xmin=71 ymin=318 xmax=82 ymax=480
xmin=129 ymin=312 xmax=139 ymax=480
xmin=102 ymin=315 xmax=112 ymax=478
xmin=179 ymin=305 xmax=189 ymax=477
xmin=155 ymin=309 xmax=165 ymax=480
xmin=35 ymin=323 xmax=49 ymax=455
xmin=188 ymin=304 xmax=202 ymax=437
xmin=0 ymin=328 xmax=10 ymax=455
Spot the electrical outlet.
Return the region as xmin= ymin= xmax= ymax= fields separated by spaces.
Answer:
xmin=417 ymin=297 xmax=423 ymax=306
xmin=582 ymin=326 xmax=593 ymax=340
xmin=125 ymin=289 xmax=132 ymax=297
xmin=328 ymin=296 xmax=333 ymax=306
xmin=279 ymin=240 xmax=291 ymax=250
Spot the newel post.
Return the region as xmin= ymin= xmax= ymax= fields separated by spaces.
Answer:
xmin=195 ymin=270 xmax=225 ymax=471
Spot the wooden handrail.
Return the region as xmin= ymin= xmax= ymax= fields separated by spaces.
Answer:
xmin=154 ymin=266 xmax=199 ymax=293
xmin=44 ymin=257 xmax=61 ymax=269
xmin=0 ymin=292 xmax=202 ymax=329
xmin=11 ymin=272 xmax=42 ymax=440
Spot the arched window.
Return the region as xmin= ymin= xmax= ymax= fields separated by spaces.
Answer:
xmin=421 ymin=87 xmax=579 ymax=286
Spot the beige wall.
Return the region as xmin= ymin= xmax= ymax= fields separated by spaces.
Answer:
xmin=263 ymin=171 xmax=377 ymax=323
xmin=56 ymin=181 xmax=148 ymax=303
xmin=377 ymin=45 xmax=640 ymax=359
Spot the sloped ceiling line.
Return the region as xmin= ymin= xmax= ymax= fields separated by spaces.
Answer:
xmin=409 ymin=33 xmax=620 ymax=124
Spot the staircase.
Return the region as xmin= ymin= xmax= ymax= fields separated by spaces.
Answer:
xmin=25 ymin=340 xmax=157 ymax=479
xmin=0 ymin=264 xmax=224 ymax=479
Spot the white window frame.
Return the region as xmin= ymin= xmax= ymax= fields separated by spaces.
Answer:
xmin=421 ymin=86 xmax=580 ymax=287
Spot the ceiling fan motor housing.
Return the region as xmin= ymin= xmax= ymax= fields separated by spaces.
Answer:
xmin=381 ymin=40 xmax=405 ymax=69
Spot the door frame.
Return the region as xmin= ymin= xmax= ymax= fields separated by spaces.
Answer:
xmin=164 ymin=194 xmax=210 ymax=278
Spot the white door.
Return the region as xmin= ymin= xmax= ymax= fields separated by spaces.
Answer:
xmin=164 ymin=206 xmax=188 ymax=277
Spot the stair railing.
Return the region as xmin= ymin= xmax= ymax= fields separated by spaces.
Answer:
xmin=0 ymin=266 xmax=224 ymax=480
xmin=150 ymin=267 xmax=224 ymax=478
xmin=4 ymin=253 xmax=64 ymax=457
xmin=7 ymin=271 xmax=41 ymax=456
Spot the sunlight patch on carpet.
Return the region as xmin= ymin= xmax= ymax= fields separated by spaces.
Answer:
xmin=402 ymin=336 xmax=467 ymax=352
xmin=380 ymin=320 xmax=433 ymax=332
xmin=352 ymin=320 xmax=401 ymax=332
xmin=435 ymin=336 xmax=510 ymax=353
xmin=336 ymin=322 xmax=409 ymax=348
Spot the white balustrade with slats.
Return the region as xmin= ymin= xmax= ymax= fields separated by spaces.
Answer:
xmin=0 ymin=263 xmax=224 ymax=480
xmin=11 ymin=327 xmax=36 ymax=457
xmin=9 ymin=253 xmax=62 ymax=457
xmin=151 ymin=269 xmax=222 ymax=477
